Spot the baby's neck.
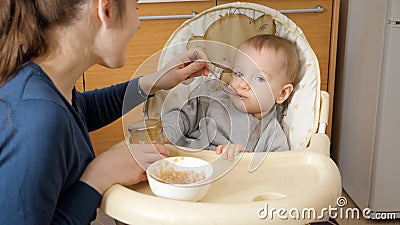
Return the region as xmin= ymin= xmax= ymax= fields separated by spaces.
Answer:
xmin=252 ymin=112 xmax=262 ymax=120
xmin=251 ymin=104 xmax=277 ymax=120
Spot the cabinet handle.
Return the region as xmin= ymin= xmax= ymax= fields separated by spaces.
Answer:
xmin=138 ymin=6 xmax=323 ymax=21
xmin=278 ymin=5 xmax=324 ymax=14
xmin=139 ymin=12 xmax=197 ymax=20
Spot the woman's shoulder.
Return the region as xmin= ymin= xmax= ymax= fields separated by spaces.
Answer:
xmin=21 ymin=63 xmax=65 ymax=102
xmin=1 ymin=63 xmax=72 ymax=131
xmin=0 ymin=97 xmax=73 ymax=160
xmin=12 ymin=98 xmax=72 ymax=133
xmin=1 ymin=62 xmax=69 ymax=113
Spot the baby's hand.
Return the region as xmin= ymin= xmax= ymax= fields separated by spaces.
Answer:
xmin=216 ymin=144 xmax=246 ymax=161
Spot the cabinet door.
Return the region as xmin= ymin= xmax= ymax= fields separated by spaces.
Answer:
xmin=84 ymin=1 xmax=215 ymax=155
xmin=75 ymin=76 xmax=84 ymax=92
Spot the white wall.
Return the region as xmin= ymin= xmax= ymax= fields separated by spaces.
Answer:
xmin=332 ymin=0 xmax=388 ymax=209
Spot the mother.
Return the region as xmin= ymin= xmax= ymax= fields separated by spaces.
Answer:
xmin=0 ymin=0 xmax=207 ymax=224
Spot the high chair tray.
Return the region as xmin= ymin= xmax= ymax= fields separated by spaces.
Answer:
xmin=101 ymin=144 xmax=341 ymax=225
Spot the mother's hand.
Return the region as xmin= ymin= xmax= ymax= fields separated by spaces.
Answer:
xmin=139 ymin=49 xmax=209 ymax=95
xmin=80 ymin=143 xmax=169 ymax=195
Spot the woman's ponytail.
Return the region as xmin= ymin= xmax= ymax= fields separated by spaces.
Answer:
xmin=0 ymin=0 xmax=93 ymax=86
xmin=0 ymin=1 xmax=46 ymax=85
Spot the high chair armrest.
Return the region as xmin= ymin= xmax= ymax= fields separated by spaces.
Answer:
xmin=318 ymin=91 xmax=330 ymax=133
xmin=307 ymin=91 xmax=330 ymax=156
xmin=308 ymin=133 xmax=331 ymax=156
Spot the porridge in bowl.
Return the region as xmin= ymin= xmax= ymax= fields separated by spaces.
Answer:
xmin=146 ymin=156 xmax=213 ymax=201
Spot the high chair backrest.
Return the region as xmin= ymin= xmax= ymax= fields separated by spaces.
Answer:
xmin=145 ymin=2 xmax=321 ymax=150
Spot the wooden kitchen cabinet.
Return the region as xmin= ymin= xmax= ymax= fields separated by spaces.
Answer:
xmin=84 ymin=1 xmax=215 ymax=155
xmin=84 ymin=0 xmax=339 ymax=155
xmin=75 ymin=76 xmax=84 ymax=92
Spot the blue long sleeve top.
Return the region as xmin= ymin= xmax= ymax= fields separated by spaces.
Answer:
xmin=0 ymin=62 xmax=146 ymax=224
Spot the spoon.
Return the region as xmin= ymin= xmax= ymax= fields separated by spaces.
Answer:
xmin=191 ymin=51 xmax=239 ymax=97
xmin=206 ymin=64 xmax=239 ymax=97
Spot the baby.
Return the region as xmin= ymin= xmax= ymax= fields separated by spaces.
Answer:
xmin=162 ymin=34 xmax=300 ymax=160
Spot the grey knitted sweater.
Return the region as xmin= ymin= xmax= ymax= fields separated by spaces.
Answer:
xmin=162 ymin=91 xmax=288 ymax=152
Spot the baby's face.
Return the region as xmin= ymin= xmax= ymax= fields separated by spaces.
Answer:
xmin=229 ymin=45 xmax=287 ymax=119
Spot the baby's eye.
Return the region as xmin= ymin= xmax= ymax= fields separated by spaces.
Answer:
xmin=234 ymin=71 xmax=244 ymax=77
xmin=255 ymin=76 xmax=266 ymax=82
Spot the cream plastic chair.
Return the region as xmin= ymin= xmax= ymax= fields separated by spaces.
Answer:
xmin=101 ymin=3 xmax=341 ymax=224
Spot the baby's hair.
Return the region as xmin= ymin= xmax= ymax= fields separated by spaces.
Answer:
xmin=241 ymin=34 xmax=301 ymax=86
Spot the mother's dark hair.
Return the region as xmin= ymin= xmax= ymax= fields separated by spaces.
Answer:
xmin=0 ymin=0 xmax=124 ymax=85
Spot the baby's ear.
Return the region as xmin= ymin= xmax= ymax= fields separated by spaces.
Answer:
xmin=276 ymin=83 xmax=293 ymax=104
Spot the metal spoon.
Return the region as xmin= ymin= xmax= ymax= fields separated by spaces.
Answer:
xmin=206 ymin=64 xmax=239 ymax=97
xmin=191 ymin=51 xmax=239 ymax=97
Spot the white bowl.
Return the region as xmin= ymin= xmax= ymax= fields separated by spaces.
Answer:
xmin=146 ymin=156 xmax=213 ymax=202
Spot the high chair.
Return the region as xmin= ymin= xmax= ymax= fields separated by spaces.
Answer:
xmin=101 ymin=2 xmax=342 ymax=224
